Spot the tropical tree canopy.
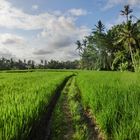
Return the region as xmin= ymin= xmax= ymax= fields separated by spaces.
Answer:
xmin=76 ymin=5 xmax=140 ymax=72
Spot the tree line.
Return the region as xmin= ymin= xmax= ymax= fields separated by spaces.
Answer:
xmin=0 ymin=58 xmax=79 ymax=70
xmin=76 ymin=5 xmax=140 ymax=72
xmin=1 ymin=5 xmax=140 ymax=71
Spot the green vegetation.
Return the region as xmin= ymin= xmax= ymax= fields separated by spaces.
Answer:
xmin=0 ymin=58 xmax=79 ymax=70
xmin=68 ymin=77 xmax=89 ymax=140
xmin=51 ymin=76 xmax=89 ymax=140
xmin=76 ymin=5 xmax=140 ymax=72
xmin=1 ymin=5 xmax=140 ymax=72
xmin=0 ymin=72 xmax=71 ymax=140
xmin=0 ymin=3 xmax=140 ymax=140
xmin=0 ymin=70 xmax=140 ymax=140
xmin=76 ymin=71 xmax=140 ymax=140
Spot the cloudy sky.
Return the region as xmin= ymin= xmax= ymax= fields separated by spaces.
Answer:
xmin=0 ymin=0 xmax=140 ymax=62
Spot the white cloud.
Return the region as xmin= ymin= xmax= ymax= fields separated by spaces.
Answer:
xmin=104 ymin=0 xmax=140 ymax=10
xmin=0 ymin=1 xmax=87 ymax=30
xmin=0 ymin=33 xmax=25 ymax=45
xmin=0 ymin=0 xmax=56 ymax=30
xmin=103 ymin=0 xmax=123 ymax=10
xmin=68 ymin=9 xmax=87 ymax=16
xmin=0 ymin=49 xmax=15 ymax=59
xmin=37 ymin=16 xmax=86 ymax=48
xmin=0 ymin=33 xmax=35 ymax=60
xmin=34 ymin=23 xmax=89 ymax=60
xmin=0 ymin=0 xmax=90 ymax=61
xmin=127 ymin=0 xmax=140 ymax=6
xmin=32 ymin=5 xmax=39 ymax=10
xmin=105 ymin=15 xmax=125 ymax=29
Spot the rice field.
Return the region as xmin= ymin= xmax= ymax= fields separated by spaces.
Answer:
xmin=76 ymin=71 xmax=140 ymax=140
xmin=0 ymin=71 xmax=72 ymax=140
xmin=0 ymin=70 xmax=140 ymax=140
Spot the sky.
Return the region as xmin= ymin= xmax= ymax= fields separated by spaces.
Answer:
xmin=0 ymin=0 xmax=140 ymax=62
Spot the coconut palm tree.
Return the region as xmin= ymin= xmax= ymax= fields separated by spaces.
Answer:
xmin=82 ymin=39 xmax=87 ymax=48
xmin=120 ymin=5 xmax=133 ymax=23
xmin=76 ymin=40 xmax=83 ymax=55
xmin=116 ymin=21 xmax=140 ymax=71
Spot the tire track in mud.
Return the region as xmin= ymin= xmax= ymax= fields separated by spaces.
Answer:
xmin=50 ymin=76 xmax=105 ymax=140
xmin=27 ymin=75 xmax=74 ymax=140
xmin=49 ymin=77 xmax=74 ymax=140
xmin=28 ymin=74 xmax=105 ymax=140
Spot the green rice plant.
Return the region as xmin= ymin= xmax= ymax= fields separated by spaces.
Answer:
xmin=76 ymin=71 xmax=140 ymax=140
xmin=0 ymin=72 xmax=71 ymax=140
xmin=68 ymin=77 xmax=89 ymax=140
xmin=51 ymin=76 xmax=89 ymax=140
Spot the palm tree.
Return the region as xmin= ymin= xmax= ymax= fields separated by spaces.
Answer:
xmin=10 ymin=58 xmax=14 ymax=68
xmin=76 ymin=40 xmax=83 ymax=55
xmin=117 ymin=21 xmax=140 ymax=71
xmin=82 ymin=39 xmax=87 ymax=48
xmin=120 ymin=5 xmax=133 ymax=22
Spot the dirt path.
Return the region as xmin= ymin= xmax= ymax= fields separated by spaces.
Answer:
xmin=50 ymin=76 xmax=105 ymax=140
xmin=83 ymin=110 xmax=105 ymax=140
xmin=27 ymin=75 xmax=73 ymax=140
xmin=27 ymin=75 xmax=105 ymax=140
xmin=49 ymin=77 xmax=74 ymax=140
xmin=62 ymin=83 xmax=74 ymax=139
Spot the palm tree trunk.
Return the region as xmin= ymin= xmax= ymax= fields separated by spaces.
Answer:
xmin=127 ymin=15 xmax=128 ymax=23
xmin=128 ymin=42 xmax=136 ymax=71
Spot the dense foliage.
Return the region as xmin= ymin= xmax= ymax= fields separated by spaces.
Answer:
xmin=76 ymin=5 xmax=140 ymax=72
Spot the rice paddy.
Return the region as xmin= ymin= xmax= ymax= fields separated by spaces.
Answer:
xmin=0 ymin=70 xmax=140 ymax=140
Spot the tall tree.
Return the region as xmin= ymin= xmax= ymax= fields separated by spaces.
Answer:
xmin=76 ymin=40 xmax=83 ymax=55
xmin=94 ymin=20 xmax=105 ymax=34
xmin=120 ymin=5 xmax=133 ymax=22
xmin=94 ymin=20 xmax=109 ymax=70
xmin=82 ymin=39 xmax=87 ymax=48
xmin=116 ymin=21 xmax=140 ymax=71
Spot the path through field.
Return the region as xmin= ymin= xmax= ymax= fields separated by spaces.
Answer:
xmin=49 ymin=78 xmax=74 ymax=140
xmin=27 ymin=75 xmax=73 ymax=140
xmin=28 ymin=75 xmax=103 ymax=140
xmin=49 ymin=76 xmax=103 ymax=140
